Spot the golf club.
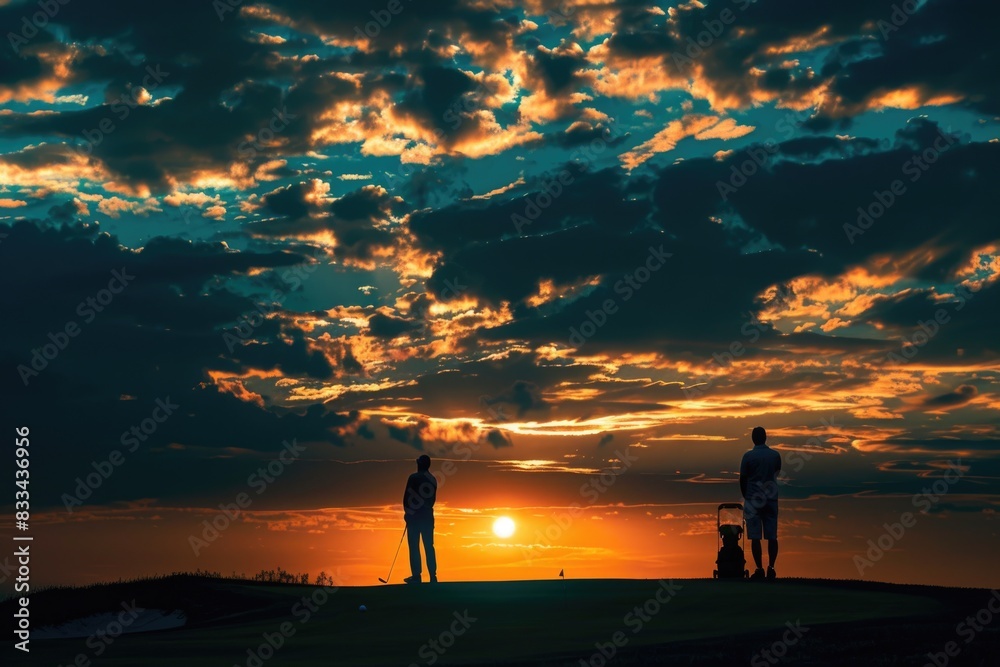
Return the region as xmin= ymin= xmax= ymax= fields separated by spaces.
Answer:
xmin=378 ymin=525 xmax=407 ymax=584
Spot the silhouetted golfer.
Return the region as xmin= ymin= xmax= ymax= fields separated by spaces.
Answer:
xmin=740 ymin=426 xmax=781 ymax=580
xmin=403 ymin=454 xmax=437 ymax=584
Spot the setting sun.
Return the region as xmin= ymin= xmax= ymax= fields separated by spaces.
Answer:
xmin=492 ymin=516 xmax=516 ymax=538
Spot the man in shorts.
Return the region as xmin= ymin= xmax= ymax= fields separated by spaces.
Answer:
xmin=740 ymin=426 xmax=781 ymax=580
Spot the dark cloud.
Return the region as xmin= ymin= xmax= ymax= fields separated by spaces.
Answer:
xmin=367 ymin=312 xmax=423 ymax=339
xmin=1 ymin=219 xmax=364 ymax=509
xmin=684 ymin=120 xmax=992 ymax=277
xmin=545 ymin=122 xmax=628 ymax=149
xmin=1 ymin=0 xmax=994 ymax=202
xmin=829 ymin=0 xmax=1000 ymax=116
xmin=387 ymin=422 xmax=424 ymax=451
xmin=1 ymin=0 xmax=997 ymax=527
xmin=410 ymin=167 xmax=647 ymax=255
xmin=399 ymin=117 xmax=999 ymax=364
xmin=481 ymin=380 xmax=549 ymax=418
xmin=849 ymin=279 xmax=999 ymax=362
xmin=327 ymin=186 xmax=402 ymax=262
xmin=47 ymin=199 xmax=87 ymax=223
xmin=484 ymin=428 xmax=513 ymax=448
xmin=416 ymin=174 xmax=815 ymax=350
xmin=336 ymin=342 xmax=365 ymax=375
xmin=262 ymin=181 xmax=315 ymax=220
xmin=526 ymin=41 xmax=587 ymax=96
xmin=396 ymin=65 xmax=479 ymax=138
xmin=775 ymin=136 xmax=885 ymax=160
xmin=601 ymin=0 xmax=1000 ymax=118
xmin=321 ymin=351 xmax=593 ymax=420
xmin=924 ymin=384 xmax=978 ymax=408
xmin=252 ymin=182 xmax=401 ymax=262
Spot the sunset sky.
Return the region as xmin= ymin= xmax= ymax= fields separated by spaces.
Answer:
xmin=2 ymin=0 xmax=999 ymax=592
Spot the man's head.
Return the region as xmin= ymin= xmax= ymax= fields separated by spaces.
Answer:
xmin=751 ymin=426 xmax=766 ymax=446
xmin=416 ymin=454 xmax=431 ymax=471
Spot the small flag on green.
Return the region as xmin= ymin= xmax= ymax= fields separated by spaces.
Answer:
xmin=558 ymin=569 xmax=564 ymax=578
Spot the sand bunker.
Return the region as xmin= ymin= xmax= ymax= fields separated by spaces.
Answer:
xmin=33 ymin=607 xmax=186 ymax=639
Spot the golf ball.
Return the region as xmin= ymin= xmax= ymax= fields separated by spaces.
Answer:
xmin=359 ymin=604 xmax=367 ymax=612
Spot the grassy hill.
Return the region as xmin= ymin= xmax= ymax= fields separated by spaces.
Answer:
xmin=4 ymin=575 xmax=999 ymax=665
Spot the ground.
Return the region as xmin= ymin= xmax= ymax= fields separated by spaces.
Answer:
xmin=3 ymin=575 xmax=999 ymax=665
